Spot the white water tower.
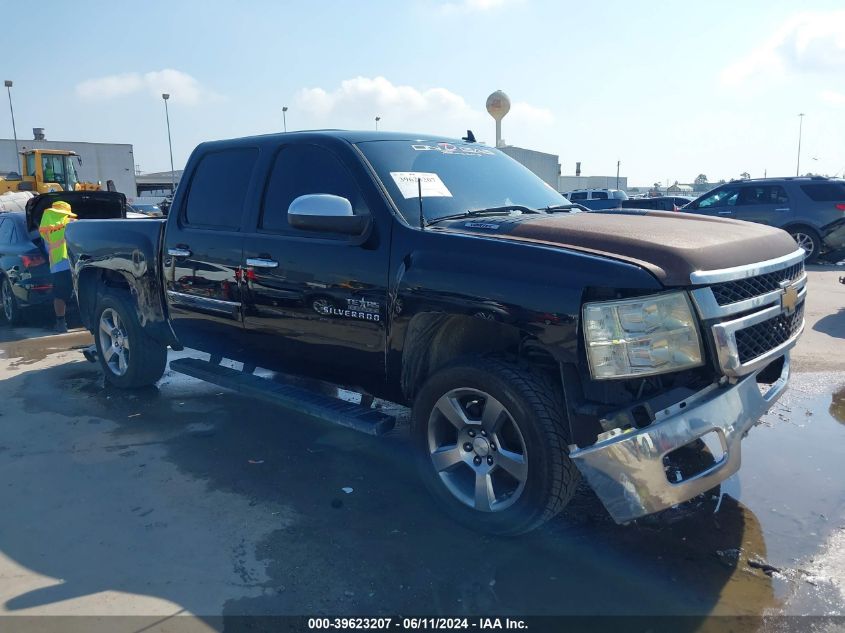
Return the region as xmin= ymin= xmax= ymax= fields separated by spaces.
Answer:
xmin=486 ymin=90 xmax=511 ymax=148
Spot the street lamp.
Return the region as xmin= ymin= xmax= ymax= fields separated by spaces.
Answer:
xmin=4 ymin=80 xmax=19 ymax=165
xmin=162 ymin=93 xmax=176 ymax=194
xmin=375 ymin=116 xmax=381 ymax=131
xmin=282 ymin=106 xmax=288 ymax=132
xmin=796 ymin=113 xmax=805 ymax=177
xmin=616 ymin=160 xmax=621 ymax=190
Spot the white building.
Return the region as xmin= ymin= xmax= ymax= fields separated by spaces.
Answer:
xmin=0 ymin=131 xmax=137 ymax=197
xmin=558 ymin=175 xmax=628 ymax=193
xmin=498 ymin=145 xmax=561 ymax=189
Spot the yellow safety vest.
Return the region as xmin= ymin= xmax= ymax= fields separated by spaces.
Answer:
xmin=38 ymin=208 xmax=74 ymax=271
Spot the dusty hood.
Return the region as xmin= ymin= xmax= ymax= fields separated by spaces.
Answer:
xmin=436 ymin=210 xmax=800 ymax=286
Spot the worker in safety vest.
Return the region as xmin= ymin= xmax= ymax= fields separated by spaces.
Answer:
xmin=38 ymin=200 xmax=77 ymax=333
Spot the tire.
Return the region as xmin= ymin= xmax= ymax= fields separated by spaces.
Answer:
xmin=412 ymin=356 xmax=580 ymax=535
xmin=94 ymin=292 xmax=167 ymax=388
xmin=787 ymin=226 xmax=821 ymax=263
xmin=1 ymin=276 xmax=24 ymax=326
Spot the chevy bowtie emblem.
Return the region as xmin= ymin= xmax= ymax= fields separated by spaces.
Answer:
xmin=780 ymin=283 xmax=799 ymax=314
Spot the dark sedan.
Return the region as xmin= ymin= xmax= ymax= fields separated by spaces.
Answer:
xmin=0 ymin=211 xmax=52 ymax=324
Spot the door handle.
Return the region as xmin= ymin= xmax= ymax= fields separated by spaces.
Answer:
xmin=775 ymin=207 xmax=790 ymax=211
xmin=246 ymin=257 xmax=279 ymax=269
xmin=717 ymin=210 xmax=733 ymax=215
xmin=167 ymin=247 xmax=191 ymax=257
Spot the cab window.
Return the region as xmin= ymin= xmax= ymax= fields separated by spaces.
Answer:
xmin=25 ymin=153 xmax=36 ymax=177
xmin=591 ymin=191 xmax=609 ymax=200
xmin=184 ymin=147 xmax=259 ymax=229
xmin=260 ymin=144 xmax=368 ymax=234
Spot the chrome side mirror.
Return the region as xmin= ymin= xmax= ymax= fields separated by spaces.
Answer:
xmin=288 ymin=194 xmax=370 ymax=235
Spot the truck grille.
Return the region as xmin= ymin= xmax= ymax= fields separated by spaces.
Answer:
xmin=735 ymin=302 xmax=805 ymax=364
xmin=711 ymin=261 xmax=804 ymax=306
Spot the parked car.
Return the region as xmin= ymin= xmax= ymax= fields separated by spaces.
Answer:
xmin=0 ymin=211 xmax=52 ymax=324
xmin=682 ymin=177 xmax=845 ymax=262
xmin=66 ymin=131 xmax=804 ymax=534
xmin=563 ymin=188 xmax=628 ymax=210
xmin=1 ymin=191 xmax=127 ymax=325
xmin=621 ymin=196 xmax=694 ymax=211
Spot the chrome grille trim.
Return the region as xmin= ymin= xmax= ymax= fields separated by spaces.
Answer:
xmin=689 ymin=248 xmax=805 ymax=285
xmin=691 ymin=273 xmax=807 ymax=320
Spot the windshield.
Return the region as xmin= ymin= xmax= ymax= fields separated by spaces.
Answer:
xmin=356 ymin=140 xmax=567 ymax=223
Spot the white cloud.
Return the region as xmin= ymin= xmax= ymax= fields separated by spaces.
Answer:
xmin=294 ymin=76 xmax=552 ymax=140
xmin=820 ymin=89 xmax=845 ymax=106
xmin=721 ymin=10 xmax=845 ymax=85
xmin=75 ymin=69 xmax=217 ymax=105
xmin=439 ymin=0 xmax=524 ymax=15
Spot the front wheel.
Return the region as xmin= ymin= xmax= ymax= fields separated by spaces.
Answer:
xmin=412 ymin=357 xmax=580 ymax=535
xmin=788 ymin=226 xmax=821 ymax=263
xmin=94 ymin=292 xmax=167 ymax=388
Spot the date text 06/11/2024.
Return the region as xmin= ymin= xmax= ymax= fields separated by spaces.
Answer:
xmin=307 ymin=617 xmax=528 ymax=630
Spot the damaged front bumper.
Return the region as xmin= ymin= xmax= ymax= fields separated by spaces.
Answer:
xmin=569 ymin=354 xmax=790 ymax=524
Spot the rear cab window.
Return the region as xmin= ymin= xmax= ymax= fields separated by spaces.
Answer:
xmin=591 ymin=191 xmax=609 ymax=200
xmin=183 ymin=147 xmax=259 ymax=229
xmin=800 ymin=183 xmax=845 ymax=202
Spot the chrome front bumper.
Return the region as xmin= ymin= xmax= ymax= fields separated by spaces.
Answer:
xmin=569 ymin=353 xmax=791 ymax=524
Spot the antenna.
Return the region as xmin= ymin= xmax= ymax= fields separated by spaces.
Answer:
xmin=418 ymin=178 xmax=425 ymax=230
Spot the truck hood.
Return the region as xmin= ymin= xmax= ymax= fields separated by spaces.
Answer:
xmin=434 ymin=209 xmax=799 ymax=286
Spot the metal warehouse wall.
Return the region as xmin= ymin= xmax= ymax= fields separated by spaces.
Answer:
xmin=0 ymin=139 xmax=137 ymax=197
xmin=499 ymin=146 xmax=561 ymax=188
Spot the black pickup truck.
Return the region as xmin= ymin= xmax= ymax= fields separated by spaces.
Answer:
xmin=65 ymin=131 xmax=806 ymax=534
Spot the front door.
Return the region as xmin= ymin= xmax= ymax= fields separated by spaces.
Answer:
xmin=240 ymin=143 xmax=390 ymax=391
xmin=163 ymin=146 xmax=260 ymax=359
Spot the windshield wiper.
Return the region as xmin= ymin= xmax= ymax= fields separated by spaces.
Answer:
xmin=426 ymin=205 xmax=541 ymax=226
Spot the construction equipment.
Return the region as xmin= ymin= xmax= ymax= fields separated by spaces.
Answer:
xmin=0 ymin=149 xmax=101 ymax=194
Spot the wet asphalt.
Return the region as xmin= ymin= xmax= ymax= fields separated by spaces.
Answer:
xmin=0 ymin=269 xmax=843 ymax=627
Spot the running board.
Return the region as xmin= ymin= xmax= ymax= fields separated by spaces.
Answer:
xmin=168 ymin=357 xmax=396 ymax=436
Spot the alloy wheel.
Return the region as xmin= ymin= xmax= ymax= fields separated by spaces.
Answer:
xmin=2 ymin=280 xmax=14 ymax=322
xmin=98 ymin=308 xmax=131 ymax=376
xmin=427 ymin=388 xmax=528 ymax=512
xmin=792 ymin=232 xmax=815 ymax=255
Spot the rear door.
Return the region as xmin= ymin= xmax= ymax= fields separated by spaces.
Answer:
xmin=239 ymin=142 xmax=389 ymax=389
xmin=163 ymin=146 xmax=260 ymax=359
xmin=731 ymin=184 xmax=791 ymax=226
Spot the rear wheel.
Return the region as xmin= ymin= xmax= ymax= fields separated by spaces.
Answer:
xmin=94 ymin=292 xmax=167 ymax=388
xmin=788 ymin=226 xmax=821 ymax=263
xmin=1 ymin=277 xmax=23 ymax=326
xmin=412 ymin=357 xmax=579 ymax=535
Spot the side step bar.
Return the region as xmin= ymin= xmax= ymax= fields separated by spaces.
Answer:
xmin=168 ymin=357 xmax=396 ymax=436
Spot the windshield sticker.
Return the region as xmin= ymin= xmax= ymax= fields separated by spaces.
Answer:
xmin=390 ymin=172 xmax=453 ymax=199
xmin=411 ymin=143 xmax=495 ymax=156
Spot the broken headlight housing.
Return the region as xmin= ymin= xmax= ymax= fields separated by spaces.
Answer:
xmin=582 ymin=291 xmax=704 ymax=380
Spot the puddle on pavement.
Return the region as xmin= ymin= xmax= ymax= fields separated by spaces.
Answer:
xmin=3 ymin=330 xmax=844 ymax=616
xmin=0 ymin=329 xmax=93 ymax=367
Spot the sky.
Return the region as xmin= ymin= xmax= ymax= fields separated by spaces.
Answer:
xmin=4 ymin=0 xmax=845 ymax=185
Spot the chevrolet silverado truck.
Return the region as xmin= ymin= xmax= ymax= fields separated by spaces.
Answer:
xmin=64 ymin=131 xmax=806 ymax=534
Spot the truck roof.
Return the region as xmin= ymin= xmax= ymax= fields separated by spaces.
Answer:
xmin=195 ymin=129 xmax=471 ymax=150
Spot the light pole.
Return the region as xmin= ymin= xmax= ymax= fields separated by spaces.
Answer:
xmin=616 ymin=160 xmax=620 ymax=190
xmin=282 ymin=106 xmax=288 ymax=132
xmin=4 ymin=80 xmax=19 ymax=166
xmin=375 ymin=116 xmax=381 ymax=131
xmin=796 ymin=113 xmax=804 ymax=177
xmin=162 ymin=93 xmax=175 ymax=194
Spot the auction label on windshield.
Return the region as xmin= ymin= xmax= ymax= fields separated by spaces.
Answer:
xmin=390 ymin=172 xmax=452 ymax=199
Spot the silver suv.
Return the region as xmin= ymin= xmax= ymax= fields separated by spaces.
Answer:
xmin=683 ymin=177 xmax=845 ymax=262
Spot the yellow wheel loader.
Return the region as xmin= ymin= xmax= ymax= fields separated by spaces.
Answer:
xmin=0 ymin=148 xmax=101 ymax=194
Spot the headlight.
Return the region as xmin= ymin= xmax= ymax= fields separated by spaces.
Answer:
xmin=582 ymin=291 xmax=703 ymax=380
